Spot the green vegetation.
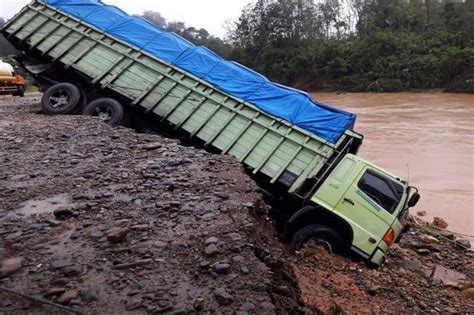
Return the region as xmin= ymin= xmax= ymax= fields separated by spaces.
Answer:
xmin=136 ymin=0 xmax=473 ymax=92
xmin=225 ymin=0 xmax=473 ymax=92
xmin=2 ymin=2 xmax=472 ymax=92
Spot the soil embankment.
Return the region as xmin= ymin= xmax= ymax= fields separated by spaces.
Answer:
xmin=0 ymin=94 xmax=302 ymax=314
xmin=293 ymin=216 xmax=473 ymax=313
xmin=1 ymin=94 xmax=473 ymax=313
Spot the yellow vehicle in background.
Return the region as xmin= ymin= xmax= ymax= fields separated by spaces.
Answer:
xmin=0 ymin=60 xmax=25 ymax=97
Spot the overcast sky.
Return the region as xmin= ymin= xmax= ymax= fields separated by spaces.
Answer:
xmin=0 ymin=0 xmax=251 ymax=38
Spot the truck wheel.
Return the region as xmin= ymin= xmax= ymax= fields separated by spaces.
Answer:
xmin=83 ymin=98 xmax=124 ymax=126
xmin=41 ymin=83 xmax=81 ymax=115
xmin=17 ymin=85 xmax=25 ymax=97
xmin=292 ymin=224 xmax=345 ymax=254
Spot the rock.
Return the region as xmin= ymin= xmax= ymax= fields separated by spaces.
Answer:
xmin=418 ymin=301 xmax=428 ymax=310
xmin=214 ymin=192 xmax=230 ymax=200
xmin=417 ymin=210 xmax=427 ymax=217
xmin=11 ymin=174 xmax=29 ymax=181
xmin=432 ymin=217 xmax=448 ymax=229
xmin=141 ymin=143 xmax=162 ymax=150
xmin=241 ymin=302 xmax=256 ymax=312
xmin=241 ymin=266 xmax=250 ymax=274
xmin=46 ymin=219 xmax=62 ymax=227
xmin=455 ymin=238 xmax=472 ymax=250
xmin=181 ymin=158 xmax=193 ymax=164
xmin=81 ymin=286 xmax=101 ymax=303
xmin=228 ymin=233 xmax=242 ymax=242
xmin=416 ymin=249 xmax=431 ymax=255
xmin=106 ymin=227 xmax=129 ymax=243
xmin=398 ymin=260 xmax=423 ymax=272
xmin=259 ymin=302 xmax=276 ymax=311
xmin=214 ymin=263 xmax=231 ymax=275
xmin=367 ymin=286 xmax=382 ymax=296
xmin=193 ymin=298 xmax=205 ymax=311
xmin=420 ymin=234 xmax=440 ymax=244
xmin=205 ymin=237 xmax=219 ymax=245
xmin=53 ymin=207 xmax=74 ymax=219
xmin=204 ymin=244 xmax=219 ymax=257
xmin=126 ymin=298 xmax=142 ymax=311
xmin=200 ymin=213 xmax=215 ymax=221
xmin=70 ymin=231 xmax=81 ymax=240
xmin=50 ymin=259 xmax=72 ymax=270
xmin=51 ymin=278 xmax=69 ymax=286
xmin=61 ymin=265 xmax=82 ymax=277
xmin=46 ymin=288 xmax=66 ymax=297
xmin=1 ymin=257 xmax=24 ymax=278
xmin=462 ymin=288 xmax=474 ymax=299
xmin=131 ymin=224 xmax=149 ymax=231
xmin=432 ymin=264 xmax=467 ymax=287
xmin=214 ymin=288 xmax=233 ymax=306
xmin=436 ymin=230 xmax=456 ymax=240
xmin=199 ymin=261 xmax=210 ymax=269
xmin=58 ymin=290 xmax=78 ymax=305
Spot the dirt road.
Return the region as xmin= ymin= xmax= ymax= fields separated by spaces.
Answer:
xmin=1 ymin=94 xmax=473 ymax=314
xmin=0 ymin=94 xmax=301 ymax=314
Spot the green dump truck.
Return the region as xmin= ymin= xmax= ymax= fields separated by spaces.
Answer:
xmin=2 ymin=0 xmax=420 ymax=266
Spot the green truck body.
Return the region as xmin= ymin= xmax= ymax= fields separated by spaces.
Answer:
xmin=2 ymin=1 xmax=419 ymax=265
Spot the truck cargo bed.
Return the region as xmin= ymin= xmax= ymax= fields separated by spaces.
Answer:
xmin=2 ymin=1 xmax=362 ymax=197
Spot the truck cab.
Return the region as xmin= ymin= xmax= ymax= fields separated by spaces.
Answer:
xmin=285 ymin=154 xmax=420 ymax=266
xmin=0 ymin=60 xmax=26 ymax=97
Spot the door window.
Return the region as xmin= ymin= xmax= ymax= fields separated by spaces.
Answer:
xmin=358 ymin=170 xmax=403 ymax=214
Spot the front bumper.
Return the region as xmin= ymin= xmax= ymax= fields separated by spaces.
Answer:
xmin=0 ymin=85 xmax=19 ymax=95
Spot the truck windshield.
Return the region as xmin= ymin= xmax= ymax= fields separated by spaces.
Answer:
xmin=358 ymin=170 xmax=404 ymax=214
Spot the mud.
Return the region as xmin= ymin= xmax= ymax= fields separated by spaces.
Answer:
xmin=293 ymin=216 xmax=474 ymax=313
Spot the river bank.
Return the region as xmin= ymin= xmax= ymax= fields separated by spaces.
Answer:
xmin=296 ymin=73 xmax=474 ymax=93
xmin=0 ymin=94 xmax=473 ymax=313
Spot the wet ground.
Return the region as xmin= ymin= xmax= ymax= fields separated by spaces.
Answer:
xmin=313 ymin=92 xmax=474 ymax=240
xmin=1 ymin=94 xmax=473 ymax=313
xmin=0 ymin=94 xmax=301 ymax=314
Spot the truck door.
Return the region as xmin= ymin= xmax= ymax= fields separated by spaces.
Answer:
xmin=314 ymin=156 xmax=404 ymax=257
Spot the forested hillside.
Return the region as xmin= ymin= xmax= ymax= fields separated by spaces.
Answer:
xmin=137 ymin=0 xmax=473 ymax=92
xmin=1 ymin=1 xmax=472 ymax=92
xmin=225 ymin=0 xmax=473 ymax=92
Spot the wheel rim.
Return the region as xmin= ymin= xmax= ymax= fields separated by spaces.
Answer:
xmin=92 ymin=105 xmax=113 ymax=122
xmin=49 ymin=90 xmax=71 ymax=108
xmin=309 ymin=238 xmax=334 ymax=253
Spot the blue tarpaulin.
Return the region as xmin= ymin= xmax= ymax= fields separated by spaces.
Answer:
xmin=44 ymin=0 xmax=356 ymax=143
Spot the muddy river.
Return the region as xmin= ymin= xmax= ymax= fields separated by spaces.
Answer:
xmin=313 ymin=92 xmax=473 ymax=239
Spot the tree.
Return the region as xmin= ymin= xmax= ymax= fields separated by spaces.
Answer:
xmin=136 ymin=10 xmax=232 ymax=57
xmin=140 ymin=10 xmax=166 ymax=28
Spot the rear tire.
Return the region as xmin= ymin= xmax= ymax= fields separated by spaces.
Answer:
xmin=83 ymin=98 xmax=124 ymax=126
xmin=41 ymin=83 xmax=81 ymax=115
xmin=17 ymin=85 xmax=25 ymax=97
xmin=292 ymin=224 xmax=345 ymax=254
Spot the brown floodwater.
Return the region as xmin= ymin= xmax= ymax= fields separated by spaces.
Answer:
xmin=312 ymin=92 xmax=474 ymax=239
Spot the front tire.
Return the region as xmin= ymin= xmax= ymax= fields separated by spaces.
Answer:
xmin=41 ymin=83 xmax=81 ymax=115
xmin=292 ymin=224 xmax=345 ymax=254
xmin=83 ymin=98 xmax=124 ymax=126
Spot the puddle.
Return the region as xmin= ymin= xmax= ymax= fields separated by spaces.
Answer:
xmin=13 ymin=193 xmax=74 ymax=216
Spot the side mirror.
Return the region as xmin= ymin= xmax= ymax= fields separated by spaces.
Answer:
xmin=408 ymin=192 xmax=420 ymax=208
